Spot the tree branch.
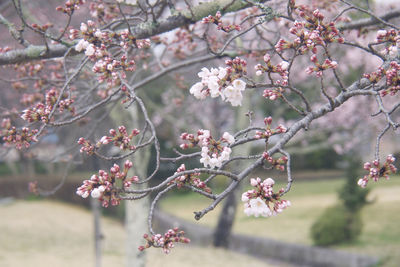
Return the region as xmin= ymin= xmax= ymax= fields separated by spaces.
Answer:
xmin=0 ymin=0 xmax=262 ymax=65
xmin=338 ymin=9 xmax=400 ymax=31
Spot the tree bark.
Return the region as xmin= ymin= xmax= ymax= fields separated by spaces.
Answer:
xmin=213 ymin=184 xmax=241 ymax=247
xmin=91 ymin=197 xmax=102 ymax=267
xmin=0 ymin=0 xmax=259 ymax=66
xmin=124 ymin=104 xmax=151 ymax=267
xmin=213 ymin=93 xmax=251 ymax=247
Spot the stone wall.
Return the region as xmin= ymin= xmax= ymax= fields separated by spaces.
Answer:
xmin=154 ymin=210 xmax=379 ymax=267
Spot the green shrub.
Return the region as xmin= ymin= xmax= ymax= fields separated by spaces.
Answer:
xmin=0 ymin=163 xmax=13 ymax=176
xmin=311 ymin=204 xmax=362 ymax=246
xmin=339 ymin=157 xmax=369 ymax=212
xmin=292 ymin=148 xmax=340 ymax=170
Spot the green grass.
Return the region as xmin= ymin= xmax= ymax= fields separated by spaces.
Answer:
xmin=0 ymin=200 xmax=279 ymax=267
xmin=160 ymin=176 xmax=400 ymax=267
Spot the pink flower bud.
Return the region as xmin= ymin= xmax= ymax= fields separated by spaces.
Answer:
xmin=250 ymin=178 xmax=260 ymax=187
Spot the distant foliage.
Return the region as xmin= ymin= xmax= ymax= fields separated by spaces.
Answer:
xmin=339 ymin=158 xmax=369 ymax=212
xmin=311 ymin=204 xmax=362 ymax=246
xmin=312 ymin=158 xmax=368 ymax=246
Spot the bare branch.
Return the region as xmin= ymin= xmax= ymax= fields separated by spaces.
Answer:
xmin=0 ymin=0 xmax=263 ymax=65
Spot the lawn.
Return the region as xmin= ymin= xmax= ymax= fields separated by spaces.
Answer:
xmin=160 ymin=175 xmax=400 ymax=267
xmin=0 ymin=200 xmax=283 ymax=267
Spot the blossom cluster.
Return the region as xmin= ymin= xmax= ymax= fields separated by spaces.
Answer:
xmin=98 ymin=126 xmax=140 ymax=150
xmin=275 ymin=8 xmax=344 ymax=54
xmin=31 ymin=23 xmax=53 ymax=32
xmin=384 ymin=61 xmax=400 ymax=96
xmin=89 ymin=1 xmax=119 ymax=22
xmin=76 ymin=160 xmax=138 ymax=207
xmin=21 ymin=88 xmax=75 ymax=123
xmin=364 ymin=61 xmax=400 ymax=96
xmin=0 ymin=46 xmax=11 ymax=53
xmin=77 ymin=137 xmax=96 ymax=155
xmin=56 ymin=0 xmax=86 ymax=15
xmin=1 ymin=118 xmax=38 ymax=149
xmin=180 ymin=130 xmax=234 ymax=169
xmin=11 ymin=61 xmax=61 ymax=94
xmin=255 ymin=116 xmax=287 ymax=141
xmin=139 ymin=228 xmax=190 ymax=254
xmin=202 ymin=11 xmax=241 ymax=32
xmin=78 ymin=126 xmax=139 ymax=155
xmin=189 ymin=57 xmax=247 ymax=106
xmin=275 ymin=7 xmax=342 ymax=77
xmin=152 ymin=28 xmax=197 ymax=60
xmin=255 ymin=53 xmax=290 ymax=100
xmin=305 ymin=54 xmax=338 ymax=77
xmin=168 ymin=164 xmax=212 ymax=193
xmin=263 ymin=152 xmax=288 ymax=171
xmin=242 ymin=177 xmax=291 ymax=217
xmin=71 ymin=20 xmax=150 ymax=89
xmin=357 ymin=155 xmax=397 ymax=188
xmin=376 ymin=29 xmax=399 ymax=58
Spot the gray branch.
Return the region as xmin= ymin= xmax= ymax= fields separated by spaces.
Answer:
xmin=338 ymin=9 xmax=400 ymax=31
xmin=0 ymin=0 xmax=259 ymax=65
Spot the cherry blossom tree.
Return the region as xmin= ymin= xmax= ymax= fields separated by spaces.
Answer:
xmin=0 ymin=0 xmax=399 ymax=257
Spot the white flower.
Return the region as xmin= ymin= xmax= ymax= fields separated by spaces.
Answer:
xmin=263 ymin=178 xmax=275 ymax=186
xmin=94 ymin=29 xmax=102 ymax=38
xmin=200 ymin=154 xmax=211 ymax=168
xmin=280 ymin=61 xmax=289 ymax=71
xmin=250 ymin=178 xmax=259 ymax=187
xmin=21 ymin=109 xmax=29 ymax=121
xmin=244 ymin=204 xmax=253 ymax=216
xmin=91 ymin=188 xmax=102 ymax=198
xmin=256 ymin=70 xmax=263 ymax=76
xmin=246 ymin=197 xmax=272 ymax=217
xmin=241 ymin=192 xmax=249 ymax=202
xmin=80 ymin=23 xmax=88 ymax=33
xmin=201 ymin=146 xmax=209 ymax=156
xmin=198 ymin=67 xmax=211 ymax=80
xmin=210 ymin=67 xmax=219 ymax=76
xmin=263 ymin=53 xmax=271 ymax=63
xmin=377 ymin=30 xmax=387 ymax=37
xmin=99 ymin=136 xmax=110 ymax=144
xmin=208 ymin=76 xmax=220 ymax=98
xmin=75 ymin=39 xmax=89 ymax=52
xmin=219 ymin=147 xmax=231 ymax=161
xmin=85 ymin=44 xmax=96 ymax=56
xmin=198 ymin=130 xmax=210 ymax=146
xmin=210 ymin=157 xmax=220 ymax=168
xmin=223 ymin=86 xmax=243 ymax=106
xmin=232 ymin=79 xmax=246 ymax=91
xmin=388 ymin=46 xmax=398 ymax=58
xmin=357 ymin=178 xmax=367 ymax=188
xmin=189 ymin=82 xmax=206 ymax=99
xmin=218 ymin=67 xmax=227 ymax=79
xmin=222 ymin=132 xmax=235 ymax=144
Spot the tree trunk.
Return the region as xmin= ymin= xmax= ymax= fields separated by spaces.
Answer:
xmin=213 ymin=94 xmax=252 ymax=248
xmin=124 ymin=104 xmax=151 ymax=267
xmin=213 ymin=184 xmax=241 ymax=247
xmin=91 ymin=197 xmax=102 ymax=267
